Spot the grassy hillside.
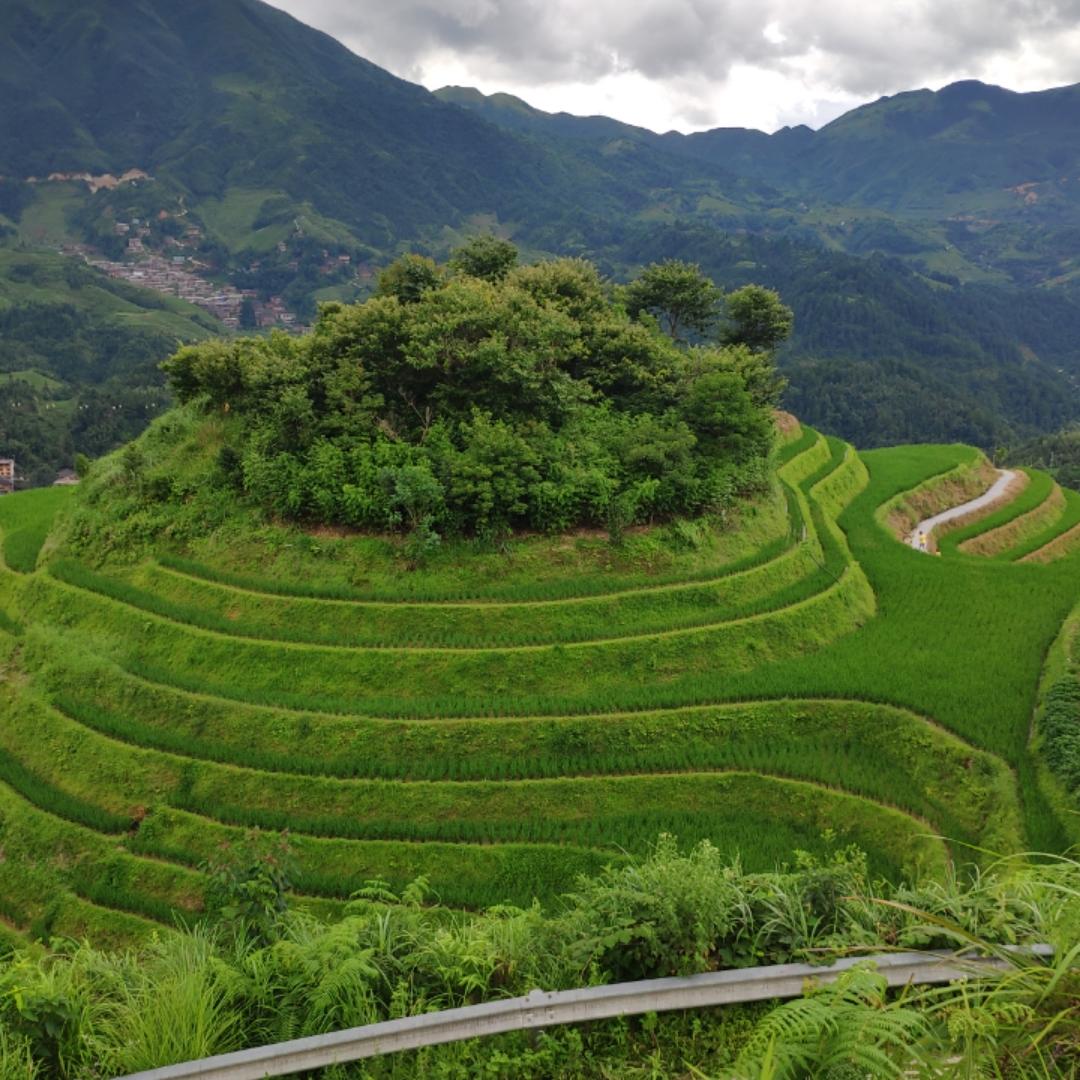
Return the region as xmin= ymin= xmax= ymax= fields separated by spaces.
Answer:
xmin=0 ymin=243 xmax=220 ymax=483
xmin=1 ymin=415 xmax=1078 ymax=943
xmin=3 ymin=1 xmax=1079 ymax=453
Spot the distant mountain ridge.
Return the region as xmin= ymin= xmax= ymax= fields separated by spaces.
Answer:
xmin=437 ymin=78 xmax=1080 ymax=213
xmin=0 ymin=0 xmax=1078 ymax=457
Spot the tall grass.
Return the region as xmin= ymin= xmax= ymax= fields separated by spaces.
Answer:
xmin=0 ymin=749 xmax=130 ymax=834
xmin=100 ymin=932 xmax=243 ymax=1076
xmin=0 ymin=487 xmax=73 ymax=573
xmin=0 ymin=689 xmax=943 ymax=874
xmin=24 ymin=555 xmax=872 ymax=714
xmin=0 ymin=781 xmax=202 ymax=931
xmin=44 ymin=673 xmax=1019 ymax=852
xmin=51 ymin=538 xmax=829 ymax=648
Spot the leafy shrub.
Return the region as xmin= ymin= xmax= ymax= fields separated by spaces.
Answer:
xmin=1041 ymin=676 xmax=1080 ymax=793
xmin=201 ymin=834 xmax=296 ymax=947
xmin=161 ymin=248 xmax=785 ymax=540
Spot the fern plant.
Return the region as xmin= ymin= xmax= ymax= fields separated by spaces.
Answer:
xmin=721 ymin=964 xmax=928 ymax=1079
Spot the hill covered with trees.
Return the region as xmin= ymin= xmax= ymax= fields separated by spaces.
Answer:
xmin=1 ymin=244 xmax=1079 ymax=1069
xmin=0 ymin=245 xmax=220 ymax=485
xmin=0 ymin=413 xmax=1078 ymax=1072
xmin=1 ymin=0 xmax=1079 ymax=463
xmin=153 ymin=244 xmax=789 ymax=547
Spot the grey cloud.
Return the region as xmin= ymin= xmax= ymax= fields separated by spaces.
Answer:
xmin=272 ymin=0 xmax=782 ymax=84
xmin=777 ymin=0 xmax=1080 ymax=95
xmin=270 ymin=0 xmax=1080 ymax=118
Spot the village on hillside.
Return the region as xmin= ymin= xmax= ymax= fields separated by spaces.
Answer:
xmin=64 ymin=215 xmax=302 ymax=332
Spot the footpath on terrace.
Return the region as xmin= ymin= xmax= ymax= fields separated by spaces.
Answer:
xmin=909 ymin=468 xmax=1019 ymax=551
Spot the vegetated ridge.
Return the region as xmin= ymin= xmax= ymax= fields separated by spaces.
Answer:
xmin=0 ymin=250 xmax=1078 ymax=957
xmin=2 ymin=0 xmax=1079 ymax=471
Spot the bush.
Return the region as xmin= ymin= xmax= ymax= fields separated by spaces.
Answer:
xmin=160 ymin=248 xmax=785 ymax=538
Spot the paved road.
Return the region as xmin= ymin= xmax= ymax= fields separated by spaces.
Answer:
xmin=909 ymin=469 xmax=1019 ymax=552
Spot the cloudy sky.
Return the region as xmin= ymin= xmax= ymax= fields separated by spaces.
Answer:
xmin=269 ymin=0 xmax=1080 ymax=133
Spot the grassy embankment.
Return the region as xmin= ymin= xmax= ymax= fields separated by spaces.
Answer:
xmin=1 ymin=423 xmax=1079 ymax=940
xmin=0 ymin=486 xmax=74 ymax=573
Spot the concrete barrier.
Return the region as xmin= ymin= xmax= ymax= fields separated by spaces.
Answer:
xmin=119 ymin=947 xmax=1051 ymax=1080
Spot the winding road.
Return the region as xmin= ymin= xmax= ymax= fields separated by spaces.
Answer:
xmin=908 ymin=469 xmax=1019 ymax=552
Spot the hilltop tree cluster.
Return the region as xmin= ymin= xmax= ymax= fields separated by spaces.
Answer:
xmin=165 ymin=241 xmax=791 ymax=542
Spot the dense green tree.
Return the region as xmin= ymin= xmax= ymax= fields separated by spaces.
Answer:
xmin=623 ymin=259 xmax=722 ymax=342
xmin=164 ymin=252 xmax=782 ymax=538
xmin=1008 ymin=426 xmax=1080 ymax=491
xmin=376 ymin=253 xmax=441 ymax=303
xmin=682 ymin=367 xmax=773 ymax=461
xmin=722 ymin=284 xmax=794 ymax=353
xmin=447 ymin=236 xmax=519 ymax=283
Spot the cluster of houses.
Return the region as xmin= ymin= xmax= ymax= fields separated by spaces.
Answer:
xmin=75 ymin=245 xmax=299 ymax=332
xmin=0 ymin=459 xmax=79 ymax=495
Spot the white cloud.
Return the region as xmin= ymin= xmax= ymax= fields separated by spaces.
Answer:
xmin=267 ymin=0 xmax=1080 ymax=131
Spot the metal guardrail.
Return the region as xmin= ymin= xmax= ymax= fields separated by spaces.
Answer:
xmin=119 ymin=947 xmax=1052 ymax=1080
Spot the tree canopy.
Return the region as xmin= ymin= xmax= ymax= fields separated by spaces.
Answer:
xmin=623 ymin=259 xmax=724 ymax=342
xmin=164 ymin=246 xmax=787 ymax=541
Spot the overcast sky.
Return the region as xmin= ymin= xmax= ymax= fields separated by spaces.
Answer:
xmin=268 ymin=0 xmax=1080 ymax=133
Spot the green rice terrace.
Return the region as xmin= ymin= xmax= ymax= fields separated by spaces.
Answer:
xmin=1 ymin=416 xmax=1079 ymax=945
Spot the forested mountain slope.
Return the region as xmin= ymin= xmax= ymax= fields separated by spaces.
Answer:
xmin=1 ymin=0 xmax=1078 ymax=465
xmin=0 ymin=246 xmax=219 ymax=484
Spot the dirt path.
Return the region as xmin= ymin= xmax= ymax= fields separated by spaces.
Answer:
xmin=908 ymin=469 xmax=1019 ymax=552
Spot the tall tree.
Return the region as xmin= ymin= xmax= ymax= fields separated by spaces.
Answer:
xmin=239 ymin=297 xmax=258 ymax=330
xmin=722 ymin=285 xmax=794 ymax=353
xmin=624 ymin=260 xmax=722 ymax=342
xmin=448 ymin=236 xmax=519 ymax=283
xmin=377 ymin=254 xmax=441 ymax=303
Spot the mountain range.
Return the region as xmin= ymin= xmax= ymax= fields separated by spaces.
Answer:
xmin=1 ymin=0 xmax=1078 ymax=472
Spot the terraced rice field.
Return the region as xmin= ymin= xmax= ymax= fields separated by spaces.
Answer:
xmin=1 ymin=426 xmax=1079 ymax=943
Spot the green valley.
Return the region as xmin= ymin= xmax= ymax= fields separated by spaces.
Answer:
xmin=0 ymin=249 xmax=1077 ymax=1078
xmin=1 ymin=4 xmax=1080 ymax=1073
xmin=2 ymin=0 xmax=1080 ymax=469
xmin=0 ymin=244 xmax=221 ymax=484
xmin=2 ymin=389 xmax=1078 ymax=934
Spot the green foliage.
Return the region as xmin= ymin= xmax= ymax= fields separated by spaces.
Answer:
xmin=162 ymin=251 xmax=780 ymax=537
xmin=624 ymin=259 xmax=723 ymax=342
xmin=1040 ymin=677 xmax=1080 ymax=795
xmin=0 ymin=954 xmax=86 ymax=1077
xmin=721 ymin=285 xmax=794 ymax=355
xmin=376 ymin=254 xmax=441 ymax=303
xmin=447 ymin=235 xmax=519 ymax=282
xmin=202 ymin=834 xmax=295 ymax=946
xmin=1009 ymin=425 xmax=1080 ymax=492
xmin=0 ymin=839 xmax=1073 ymax=1078
xmin=101 ymin=932 xmax=243 ymax=1077
xmin=0 ymin=1029 xmax=37 ymax=1080
xmin=559 ymin=838 xmax=874 ymax=981
xmin=728 ymin=964 xmax=929 ymax=1079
